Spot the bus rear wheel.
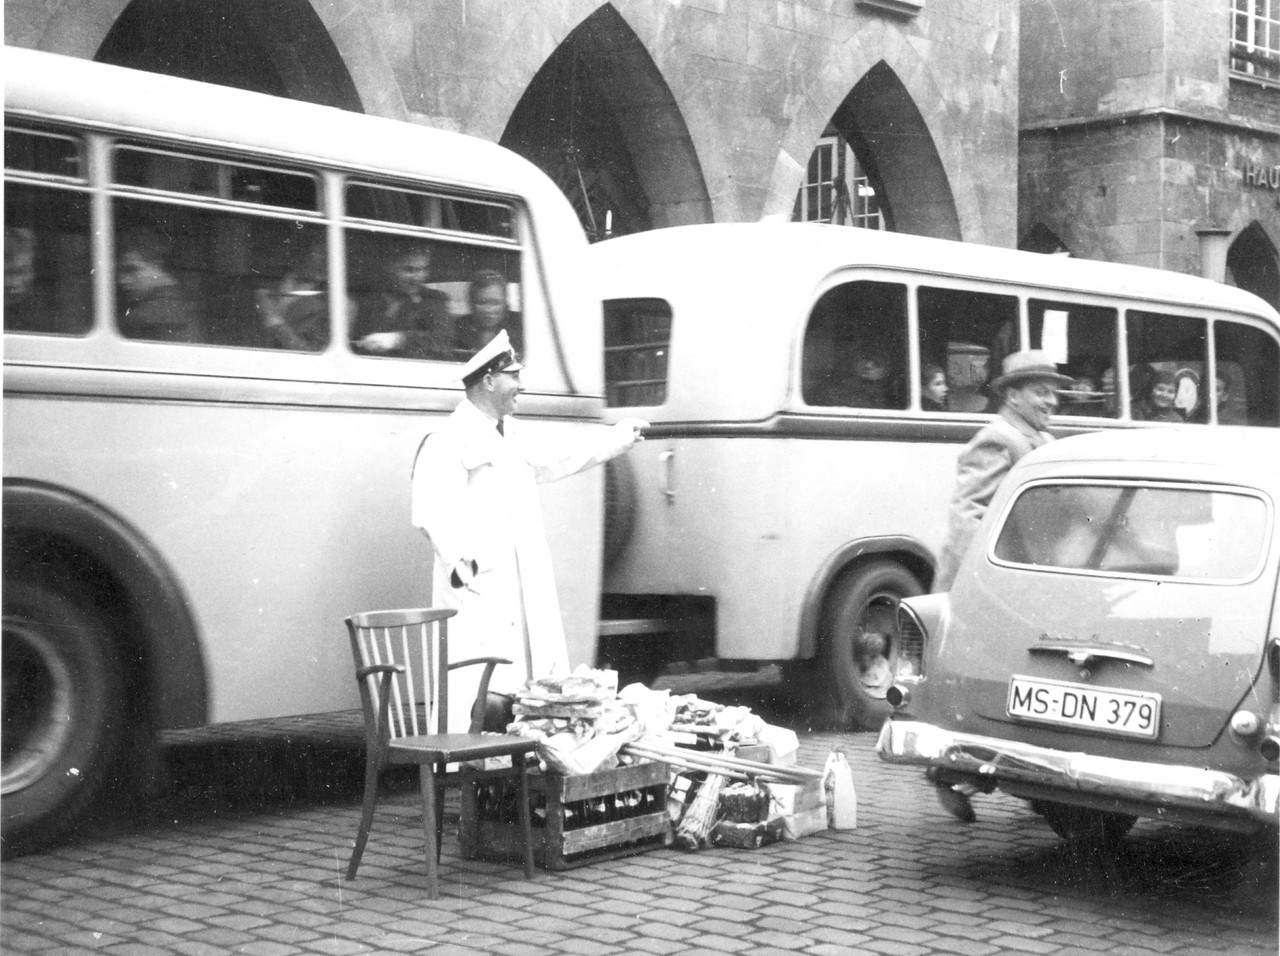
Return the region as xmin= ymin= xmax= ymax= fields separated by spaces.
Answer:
xmin=817 ymin=561 xmax=923 ymax=731
xmin=2 ymin=578 xmax=125 ymax=857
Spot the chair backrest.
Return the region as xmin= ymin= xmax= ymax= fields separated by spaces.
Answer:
xmin=345 ymin=608 xmax=459 ymax=741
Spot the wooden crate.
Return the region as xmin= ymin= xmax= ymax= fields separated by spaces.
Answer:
xmin=460 ymin=760 xmax=670 ymax=870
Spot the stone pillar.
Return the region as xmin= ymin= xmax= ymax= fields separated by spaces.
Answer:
xmin=1195 ymin=226 xmax=1234 ymax=282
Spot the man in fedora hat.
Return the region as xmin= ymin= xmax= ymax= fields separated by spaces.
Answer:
xmin=930 ymin=349 xmax=1071 ymax=823
xmin=933 ymin=349 xmax=1072 ymax=594
xmin=411 ymin=330 xmax=648 ymax=731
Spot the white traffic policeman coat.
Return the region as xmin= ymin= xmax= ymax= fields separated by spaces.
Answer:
xmin=411 ymin=398 xmax=637 ymax=730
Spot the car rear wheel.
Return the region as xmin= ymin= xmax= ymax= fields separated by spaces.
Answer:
xmin=1033 ymin=800 xmax=1136 ymax=847
xmin=818 ymin=561 xmax=923 ymax=731
xmin=2 ymin=578 xmax=125 ymax=857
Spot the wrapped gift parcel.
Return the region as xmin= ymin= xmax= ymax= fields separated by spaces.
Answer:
xmin=756 ymin=724 xmax=800 ymax=767
xmin=719 ymin=780 xmax=771 ymax=824
xmin=769 ymin=777 xmax=827 ymax=840
xmin=507 ymin=667 xmax=645 ymax=775
xmin=710 ymin=816 xmax=784 ymax=849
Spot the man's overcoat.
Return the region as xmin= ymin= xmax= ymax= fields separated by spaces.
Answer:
xmin=933 ymin=406 xmax=1054 ymax=592
xmin=411 ymin=399 xmax=634 ymax=729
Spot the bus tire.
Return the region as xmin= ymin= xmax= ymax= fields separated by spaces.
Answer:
xmin=603 ymin=456 xmax=637 ymax=572
xmin=2 ymin=577 xmax=125 ymax=857
xmin=817 ymin=561 xmax=923 ymax=731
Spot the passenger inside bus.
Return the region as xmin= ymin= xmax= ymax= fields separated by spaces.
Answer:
xmin=1131 ymin=364 xmax=1182 ymax=422
xmin=1099 ymin=366 xmax=1118 ymax=415
xmin=351 ymin=242 xmax=452 ymax=359
xmin=839 ymin=340 xmax=895 ymax=408
xmin=453 ymin=268 xmax=523 ymax=359
xmin=4 ymin=194 xmax=93 ymax=336
xmin=1216 ymin=371 xmax=1248 ymax=424
xmin=5 ymin=226 xmax=48 ymax=333
xmin=1059 ymin=358 xmax=1110 ymax=416
xmin=921 ymin=363 xmax=949 ymax=411
xmin=254 ymin=240 xmax=330 ymax=352
xmin=115 ymin=227 xmax=200 ymax=343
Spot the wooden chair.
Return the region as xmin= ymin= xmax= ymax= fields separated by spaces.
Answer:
xmin=344 ymin=607 xmax=538 ymax=898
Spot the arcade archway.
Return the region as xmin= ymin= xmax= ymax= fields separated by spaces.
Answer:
xmin=501 ymin=3 xmax=711 ymax=241
xmin=95 ymin=0 xmax=362 ymax=112
xmin=1227 ymin=221 xmax=1280 ymax=310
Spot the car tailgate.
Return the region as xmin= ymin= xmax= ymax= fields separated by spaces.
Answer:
xmin=945 ymin=565 xmax=1273 ymax=748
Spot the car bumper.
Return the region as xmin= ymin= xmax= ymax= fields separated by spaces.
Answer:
xmin=877 ymin=718 xmax=1280 ymax=826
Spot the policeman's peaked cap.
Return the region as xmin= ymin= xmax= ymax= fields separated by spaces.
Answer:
xmin=460 ymin=329 xmax=523 ymax=387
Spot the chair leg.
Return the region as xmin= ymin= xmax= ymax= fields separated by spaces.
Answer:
xmin=517 ymin=760 xmax=535 ymax=880
xmin=434 ymin=761 xmax=447 ymax=865
xmin=346 ymin=750 xmax=382 ymax=881
xmin=420 ymin=763 xmax=440 ymax=900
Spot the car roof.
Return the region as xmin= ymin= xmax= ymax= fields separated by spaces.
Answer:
xmin=1019 ymin=427 xmax=1280 ymax=485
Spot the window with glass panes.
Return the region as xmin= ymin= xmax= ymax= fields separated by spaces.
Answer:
xmin=1232 ymin=0 xmax=1280 ymax=80
xmin=793 ymin=134 xmax=884 ymax=230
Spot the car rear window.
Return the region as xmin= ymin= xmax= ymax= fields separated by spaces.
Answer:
xmin=993 ymin=481 xmax=1270 ymax=581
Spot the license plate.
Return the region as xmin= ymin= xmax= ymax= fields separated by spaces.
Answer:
xmin=1007 ymin=675 xmax=1160 ymax=739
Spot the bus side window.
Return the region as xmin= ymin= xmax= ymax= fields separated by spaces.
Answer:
xmin=1125 ymin=310 xmax=1207 ymax=423
xmin=5 ymin=187 xmax=92 ymax=337
xmin=111 ymin=144 xmax=328 ymax=350
xmin=801 ymin=280 xmax=908 ymax=409
xmin=345 ymin=227 xmax=522 ymax=363
xmin=1028 ymin=299 xmax=1119 ymax=418
xmin=605 ymin=298 xmax=672 ymax=407
xmin=111 ymin=201 xmax=335 ymax=351
xmin=1215 ymin=321 xmax=1280 ymax=426
xmin=917 ymin=286 xmax=1019 ymax=413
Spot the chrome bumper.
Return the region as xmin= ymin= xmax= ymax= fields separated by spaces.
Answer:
xmin=877 ymin=719 xmax=1280 ymax=826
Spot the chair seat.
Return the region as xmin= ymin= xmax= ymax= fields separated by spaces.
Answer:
xmin=387 ymin=732 xmax=538 ymax=764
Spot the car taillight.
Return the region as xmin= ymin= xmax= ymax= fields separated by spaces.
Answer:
xmin=895 ymin=603 xmax=926 ymax=678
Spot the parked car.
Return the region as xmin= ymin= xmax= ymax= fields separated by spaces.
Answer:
xmin=878 ymin=427 xmax=1280 ymax=842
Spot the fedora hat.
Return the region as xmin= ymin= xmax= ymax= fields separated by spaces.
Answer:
xmin=990 ymin=350 xmax=1074 ymax=390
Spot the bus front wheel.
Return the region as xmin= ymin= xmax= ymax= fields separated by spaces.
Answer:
xmin=817 ymin=561 xmax=923 ymax=731
xmin=2 ymin=578 xmax=125 ymax=857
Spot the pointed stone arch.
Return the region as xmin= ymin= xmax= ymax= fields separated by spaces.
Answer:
xmin=1019 ymin=223 xmax=1073 ymax=255
xmin=827 ymin=62 xmax=961 ymax=241
xmin=500 ymin=3 xmax=711 ymax=240
xmin=1227 ymin=221 xmax=1280 ymax=310
xmin=92 ymin=0 xmax=363 ymax=112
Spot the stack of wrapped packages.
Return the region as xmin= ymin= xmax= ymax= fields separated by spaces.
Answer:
xmin=504 ymin=665 xmax=851 ymax=851
xmin=504 ymin=666 xmax=645 ymax=775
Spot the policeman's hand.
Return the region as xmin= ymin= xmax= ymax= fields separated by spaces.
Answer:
xmin=616 ymin=418 xmax=649 ymax=442
xmin=449 ymin=558 xmax=479 ymax=590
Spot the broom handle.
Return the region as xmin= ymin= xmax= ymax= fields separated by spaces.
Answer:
xmin=625 ymin=744 xmax=809 ymax=783
xmin=625 ymin=746 xmax=751 ymax=781
xmin=627 ymin=742 xmax=823 ymax=781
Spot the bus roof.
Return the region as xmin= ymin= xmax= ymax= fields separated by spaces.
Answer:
xmin=592 ymin=221 xmax=1274 ymax=317
xmin=3 ymin=46 xmax=580 ymax=242
xmin=590 ymin=222 xmax=1279 ymax=421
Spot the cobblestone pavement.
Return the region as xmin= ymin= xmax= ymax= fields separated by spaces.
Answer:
xmin=2 ymin=674 xmax=1277 ymax=955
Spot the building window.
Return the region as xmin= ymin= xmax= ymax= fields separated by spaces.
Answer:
xmin=793 ymin=135 xmax=885 ymax=230
xmin=1232 ymin=0 xmax=1280 ymax=81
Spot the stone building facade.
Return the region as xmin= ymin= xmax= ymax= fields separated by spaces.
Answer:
xmin=5 ymin=0 xmax=1019 ymax=247
xmin=1019 ymin=0 xmax=1280 ymax=307
xmin=6 ymin=0 xmax=1280 ymax=305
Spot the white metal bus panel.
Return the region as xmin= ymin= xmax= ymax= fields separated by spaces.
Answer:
xmin=2 ymin=47 xmax=606 ymax=853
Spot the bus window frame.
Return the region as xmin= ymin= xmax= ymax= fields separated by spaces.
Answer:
xmin=3 ymin=119 xmax=578 ymax=394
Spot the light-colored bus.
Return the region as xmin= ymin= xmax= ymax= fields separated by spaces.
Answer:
xmin=3 ymin=48 xmax=606 ymax=852
xmin=591 ymin=222 xmax=1280 ymax=729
